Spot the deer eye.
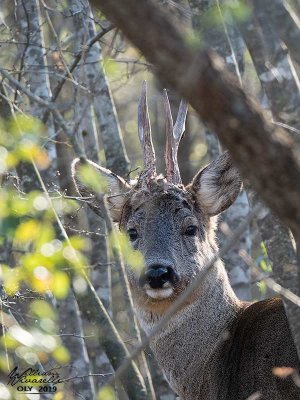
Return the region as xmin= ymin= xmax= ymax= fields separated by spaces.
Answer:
xmin=127 ymin=228 xmax=138 ymax=241
xmin=184 ymin=225 xmax=198 ymax=236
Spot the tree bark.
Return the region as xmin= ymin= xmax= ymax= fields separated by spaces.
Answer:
xmin=71 ymin=0 xmax=113 ymax=313
xmin=189 ymin=0 xmax=251 ymax=300
xmin=14 ymin=0 xmax=56 ymax=191
xmin=253 ymin=0 xmax=300 ymax=67
xmin=250 ymin=193 xmax=300 ymax=358
xmin=69 ymin=0 xmax=130 ymax=178
xmin=70 ymin=2 xmax=115 ymax=391
xmin=236 ymin=3 xmax=300 ymax=355
xmin=58 ymin=291 xmax=96 ymax=399
xmin=188 ymin=0 xmax=242 ymax=78
xmin=55 ymin=125 xmax=98 ymax=399
xmin=238 ymin=2 xmax=300 ymax=144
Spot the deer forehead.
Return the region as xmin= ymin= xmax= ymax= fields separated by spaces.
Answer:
xmin=121 ymin=181 xmax=207 ymax=231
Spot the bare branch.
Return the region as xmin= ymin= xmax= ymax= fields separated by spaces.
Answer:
xmin=0 ymin=67 xmax=84 ymax=157
xmin=42 ymin=23 xmax=115 ymax=124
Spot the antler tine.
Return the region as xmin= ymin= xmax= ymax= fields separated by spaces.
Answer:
xmin=163 ymin=89 xmax=177 ymax=184
xmin=163 ymin=90 xmax=188 ymax=185
xmin=173 ymin=99 xmax=188 ymax=142
xmin=138 ymin=81 xmax=156 ymax=184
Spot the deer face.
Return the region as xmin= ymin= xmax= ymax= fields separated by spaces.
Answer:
xmin=119 ymin=182 xmax=212 ymax=304
xmin=72 ymin=82 xmax=241 ymax=313
xmin=72 ymin=152 xmax=240 ymax=309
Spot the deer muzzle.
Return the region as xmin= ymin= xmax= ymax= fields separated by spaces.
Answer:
xmin=139 ymin=265 xmax=179 ymax=299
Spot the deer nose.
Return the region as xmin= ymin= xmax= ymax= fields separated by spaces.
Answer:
xmin=140 ymin=265 xmax=177 ymax=289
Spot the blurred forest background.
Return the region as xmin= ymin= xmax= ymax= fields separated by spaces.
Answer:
xmin=0 ymin=0 xmax=300 ymax=399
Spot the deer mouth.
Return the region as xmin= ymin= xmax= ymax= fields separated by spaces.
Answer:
xmin=139 ymin=265 xmax=178 ymax=299
xmin=144 ymin=282 xmax=174 ymax=299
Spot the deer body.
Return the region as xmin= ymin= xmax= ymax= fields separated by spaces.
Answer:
xmin=138 ymin=259 xmax=240 ymax=400
xmin=139 ymin=272 xmax=300 ymax=399
xmin=73 ymin=83 xmax=300 ymax=399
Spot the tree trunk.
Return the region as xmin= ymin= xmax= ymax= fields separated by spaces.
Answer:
xmin=254 ymin=0 xmax=300 ymax=67
xmin=250 ymin=193 xmax=300 ymax=358
xmin=15 ymin=0 xmax=57 ymax=191
xmin=57 ymin=291 xmax=96 ymax=399
xmin=70 ymin=2 xmax=114 ymax=390
xmin=189 ymin=0 xmax=251 ymax=300
xmin=237 ymin=3 xmax=300 ymax=356
xmin=238 ymin=2 xmax=300 ymax=145
xmin=68 ymin=0 xmax=130 ymax=178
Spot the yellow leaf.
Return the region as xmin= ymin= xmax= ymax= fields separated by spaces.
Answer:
xmin=0 ymin=354 xmax=13 ymax=373
xmin=26 ymin=265 xmax=53 ymax=293
xmin=98 ymin=386 xmax=116 ymax=400
xmin=30 ymin=300 xmax=56 ymax=319
xmin=17 ymin=141 xmax=49 ymax=169
xmin=9 ymin=114 xmax=44 ymax=138
xmin=0 ymin=191 xmax=9 ymax=217
xmin=51 ymin=271 xmax=69 ymax=299
xmin=1 ymin=265 xmax=23 ymax=295
xmin=32 ymin=149 xmax=50 ymax=170
xmin=52 ymin=345 xmax=70 ymax=364
xmin=78 ymin=164 xmax=108 ymax=193
xmin=11 ymin=196 xmax=31 ymax=216
xmin=0 ymin=333 xmax=18 ymax=350
xmin=34 ymin=223 xmax=55 ymax=249
xmin=22 ymin=253 xmax=53 ymax=273
xmin=53 ymin=392 xmax=65 ymax=400
xmin=103 ymin=58 xmax=119 ymax=80
xmin=108 ymin=231 xmax=144 ymax=271
xmin=15 ymin=220 xmax=40 ymax=243
xmin=68 ymin=236 xmax=89 ymax=251
xmin=127 ymin=250 xmax=144 ymax=271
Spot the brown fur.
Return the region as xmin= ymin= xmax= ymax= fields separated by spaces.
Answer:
xmin=222 ymin=298 xmax=300 ymax=399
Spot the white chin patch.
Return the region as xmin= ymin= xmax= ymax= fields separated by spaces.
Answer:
xmin=146 ymin=287 xmax=174 ymax=299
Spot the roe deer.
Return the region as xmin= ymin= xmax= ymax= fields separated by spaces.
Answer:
xmin=72 ymin=82 xmax=300 ymax=400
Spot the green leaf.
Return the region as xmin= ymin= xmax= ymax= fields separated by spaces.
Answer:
xmin=30 ymin=300 xmax=56 ymax=319
xmin=78 ymin=164 xmax=108 ymax=193
xmin=98 ymin=386 xmax=116 ymax=400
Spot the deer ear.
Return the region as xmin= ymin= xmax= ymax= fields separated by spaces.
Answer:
xmin=71 ymin=158 xmax=131 ymax=222
xmin=188 ymin=151 xmax=242 ymax=216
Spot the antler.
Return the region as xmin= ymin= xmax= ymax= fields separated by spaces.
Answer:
xmin=163 ymin=89 xmax=188 ymax=185
xmin=138 ymin=81 xmax=156 ymax=185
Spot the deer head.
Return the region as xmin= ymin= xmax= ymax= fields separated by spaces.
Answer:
xmin=72 ymin=82 xmax=241 ymax=319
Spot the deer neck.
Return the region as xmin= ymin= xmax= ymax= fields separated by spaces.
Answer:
xmin=135 ymin=261 xmax=242 ymax=400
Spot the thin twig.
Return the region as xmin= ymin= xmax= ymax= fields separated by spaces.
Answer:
xmin=239 ymin=250 xmax=300 ymax=307
xmin=272 ymin=121 xmax=300 ymax=136
xmin=0 ymin=66 xmax=84 ymax=156
xmin=60 ymin=372 xmax=112 ymax=383
xmin=42 ymin=23 xmax=115 ymax=124
xmin=41 ymin=0 xmax=73 ymax=80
